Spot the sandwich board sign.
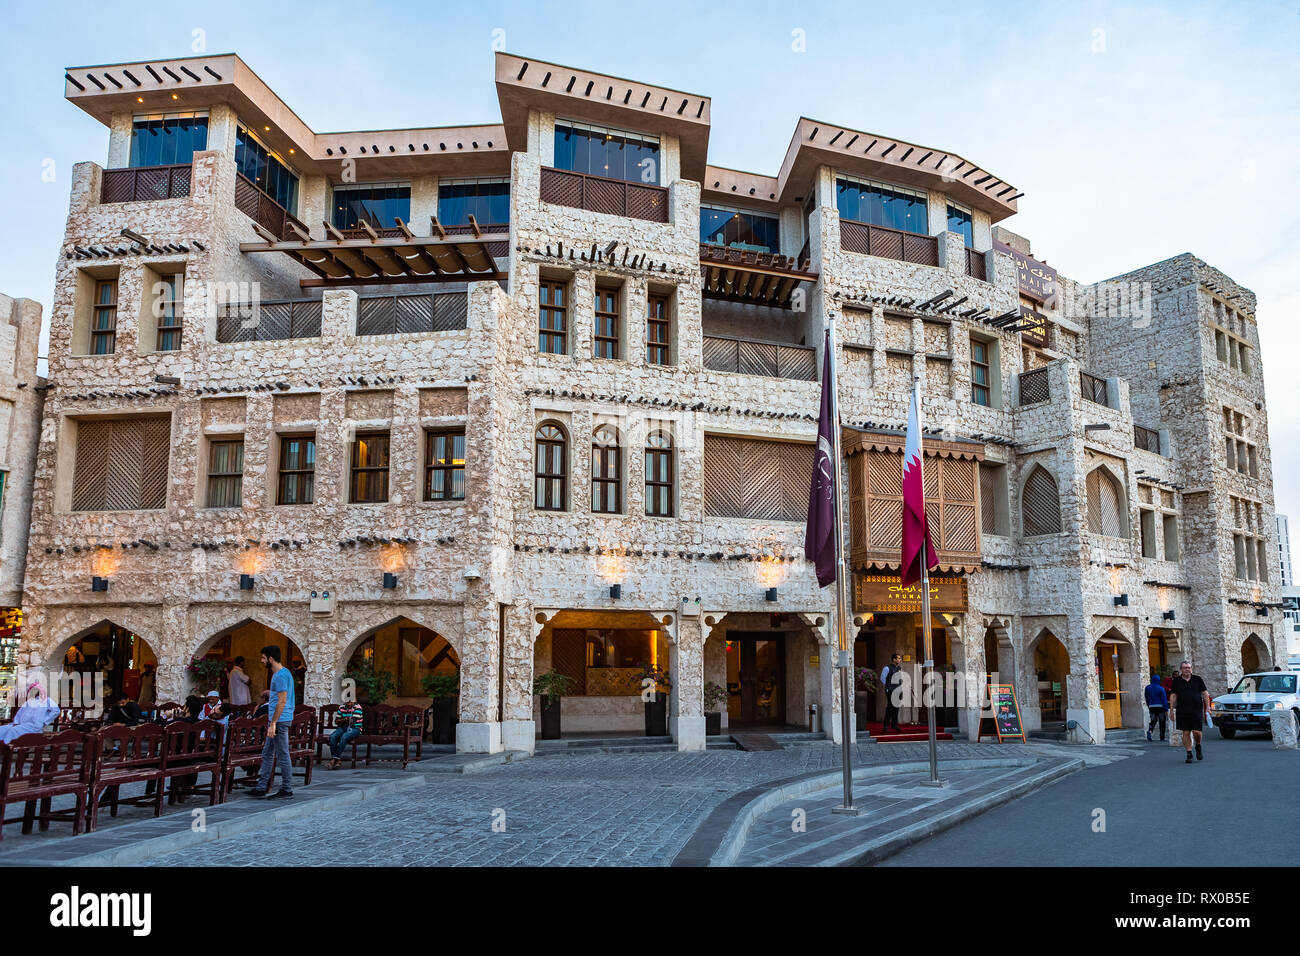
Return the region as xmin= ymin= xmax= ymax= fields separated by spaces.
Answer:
xmin=977 ymin=683 xmax=1026 ymax=742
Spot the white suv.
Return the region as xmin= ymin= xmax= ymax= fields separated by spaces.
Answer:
xmin=1210 ymin=671 xmax=1300 ymax=739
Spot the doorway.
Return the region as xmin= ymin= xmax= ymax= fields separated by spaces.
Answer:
xmin=1095 ymin=641 xmax=1123 ymax=729
xmin=726 ymin=633 xmax=786 ymax=726
xmin=915 ymin=621 xmax=955 ymax=727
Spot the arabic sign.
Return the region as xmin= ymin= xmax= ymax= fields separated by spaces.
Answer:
xmin=1019 ymin=304 xmax=1048 ymax=347
xmin=853 ymin=574 xmax=968 ymax=613
xmin=994 ymin=240 xmax=1058 ymax=308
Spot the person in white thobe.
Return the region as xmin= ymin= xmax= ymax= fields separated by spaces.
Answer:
xmin=0 ymin=681 xmax=61 ymax=742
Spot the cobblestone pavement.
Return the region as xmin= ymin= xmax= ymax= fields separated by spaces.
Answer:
xmin=140 ymin=740 xmax=1109 ymax=867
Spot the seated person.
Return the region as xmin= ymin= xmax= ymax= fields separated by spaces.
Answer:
xmin=252 ymin=689 xmax=271 ymax=721
xmin=0 ymin=679 xmax=61 ymax=742
xmin=199 ymin=690 xmax=230 ymax=726
xmin=328 ymin=701 xmax=364 ymax=770
xmin=107 ymin=693 xmax=143 ymax=726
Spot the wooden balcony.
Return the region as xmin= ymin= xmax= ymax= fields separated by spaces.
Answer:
xmin=216 ymin=299 xmax=322 ymax=343
xmin=702 ymin=333 xmax=816 ymax=381
xmin=540 ymin=167 xmax=668 ymax=223
xmin=1080 ymin=370 xmax=1110 ymax=406
xmin=100 ymin=163 xmax=191 ymax=203
xmin=355 ymin=291 xmax=468 ymax=335
xmin=235 ymin=173 xmax=308 ymax=241
xmin=965 ymin=247 xmax=987 ymax=282
xmin=840 ymin=219 xmax=938 ymax=267
xmin=1134 ymin=424 xmax=1163 ymax=454
xmin=1018 ymin=367 xmax=1050 ymax=406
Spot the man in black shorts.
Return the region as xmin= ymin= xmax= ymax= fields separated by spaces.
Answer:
xmin=1169 ymin=659 xmax=1211 ymax=764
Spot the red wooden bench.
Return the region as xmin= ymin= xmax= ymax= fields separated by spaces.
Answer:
xmin=160 ymin=719 xmax=224 ymax=806
xmin=88 ymin=724 xmax=166 ymax=831
xmin=349 ymin=705 xmax=424 ymax=769
xmin=287 ymin=710 xmax=316 ymax=786
xmin=0 ymin=731 xmax=96 ymax=839
xmin=220 ymin=717 xmax=267 ymax=799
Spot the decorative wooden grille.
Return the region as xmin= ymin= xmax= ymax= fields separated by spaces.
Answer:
xmin=100 ymin=164 xmax=192 ymax=203
xmin=1018 ymin=367 xmax=1050 ymax=405
xmin=1086 ymin=468 xmax=1127 ymax=537
xmin=539 ymin=167 xmax=669 ymax=223
xmin=550 ymin=631 xmax=587 ymax=696
xmin=1080 ymin=371 xmax=1109 ymax=406
xmin=72 ymin=417 xmax=170 ymax=511
xmin=355 ymin=292 xmax=468 ymax=335
xmin=702 ymin=436 xmax=812 ymax=521
xmin=235 ymin=173 xmax=308 ymax=240
xmin=216 ymin=300 xmax=322 ymax=343
xmin=980 ymin=463 xmax=998 ymax=534
xmin=840 ymin=220 xmax=938 ymax=267
xmin=965 ymin=247 xmax=987 ymax=282
xmin=1133 ymin=424 xmax=1162 ymax=453
xmin=701 ymin=335 xmax=817 ymax=381
xmin=1022 ymin=466 xmax=1062 ymax=537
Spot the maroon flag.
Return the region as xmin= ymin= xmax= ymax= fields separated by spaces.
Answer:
xmin=901 ymin=380 xmax=937 ymax=588
xmin=805 ymin=332 xmax=837 ymax=587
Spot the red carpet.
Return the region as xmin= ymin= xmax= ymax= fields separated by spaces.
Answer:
xmin=864 ymin=721 xmax=954 ymax=743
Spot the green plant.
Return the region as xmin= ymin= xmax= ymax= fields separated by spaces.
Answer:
xmin=533 ymin=670 xmax=573 ymax=698
xmin=855 ymin=667 xmax=878 ymax=692
xmin=421 ymin=673 xmax=460 ymax=699
xmin=345 ymin=661 xmax=397 ymax=705
xmin=703 ymin=681 xmax=727 ymax=712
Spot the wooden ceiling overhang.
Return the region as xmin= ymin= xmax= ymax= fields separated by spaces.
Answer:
xmin=843 ymin=428 xmax=986 ymax=461
xmin=239 ymin=220 xmax=505 ymax=289
xmin=699 ymin=243 xmax=817 ymax=310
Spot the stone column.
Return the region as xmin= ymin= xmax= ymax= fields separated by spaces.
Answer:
xmin=455 ymin=595 xmax=502 ymax=754
xmin=500 ymin=603 xmax=537 ymax=753
xmin=1066 ymin=620 xmax=1105 ymax=744
xmin=669 ymin=613 xmax=704 ymax=751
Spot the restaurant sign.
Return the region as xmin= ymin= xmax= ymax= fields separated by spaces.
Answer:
xmin=1019 ymin=304 xmax=1048 ymax=347
xmin=994 ymin=240 xmax=1058 ymax=308
xmin=853 ymin=573 xmax=968 ymax=613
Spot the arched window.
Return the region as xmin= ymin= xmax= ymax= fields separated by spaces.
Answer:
xmin=535 ymin=423 xmax=567 ymax=511
xmin=1086 ymin=466 xmax=1127 ymax=537
xmin=591 ymin=425 xmax=621 ymax=514
xmin=1021 ymin=466 xmax=1062 ymax=537
xmin=645 ymin=430 xmax=674 ymax=517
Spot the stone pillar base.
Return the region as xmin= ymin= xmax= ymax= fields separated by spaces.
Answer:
xmin=1271 ymin=712 xmax=1298 ymax=750
xmin=674 ymin=716 xmax=706 ymax=752
xmin=456 ymin=721 xmax=502 ymax=754
xmin=501 ymin=719 xmax=536 ymax=753
xmin=1067 ymin=708 xmax=1105 ymax=745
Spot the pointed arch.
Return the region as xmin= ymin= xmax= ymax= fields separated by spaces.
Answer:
xmin=1086 ymin=464 xmax=1128 ymax=537
xmin=1021 ymin=465 xmax=1062 ymax=537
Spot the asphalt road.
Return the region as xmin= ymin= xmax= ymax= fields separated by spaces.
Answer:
xmin=879 ymin=730 xmax=1300 ymax=866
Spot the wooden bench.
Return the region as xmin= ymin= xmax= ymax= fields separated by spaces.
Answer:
xmin=349 ymin=705 xmax=424 ymax=769
xmin=0 ymin=731 xmax=96 ymax=839
xmin=160 ymin=720 xmax=224 ymax=806
xmin=88 ymin=724 xmax=166 ymax=831
xmin=221 ymin=717 xmax=267 ymax=799
xmin=287 ymin=710 xmax=316 ymax=786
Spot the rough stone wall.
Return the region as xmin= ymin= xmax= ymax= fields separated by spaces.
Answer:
xmin=0 ymin=295 xmax=44 ymax=607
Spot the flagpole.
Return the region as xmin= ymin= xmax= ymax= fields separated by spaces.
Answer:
xmin=828 ymin=313 xmax=858 ymax=816
xmin=913 ymin=377 xmax=943 ymax=787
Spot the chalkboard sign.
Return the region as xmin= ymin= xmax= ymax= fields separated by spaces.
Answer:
xmin=978 ymin=684 xmax=1026 ymax=742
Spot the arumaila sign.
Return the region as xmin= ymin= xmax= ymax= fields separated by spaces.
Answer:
xmin=853 ymin=574 xmax=968 ymax=613
xmin=994 ymin=240 xmax=1058 ymax=308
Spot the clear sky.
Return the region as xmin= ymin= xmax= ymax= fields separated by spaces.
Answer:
xmin=1 ymin=0 xmax=1296 ymax=526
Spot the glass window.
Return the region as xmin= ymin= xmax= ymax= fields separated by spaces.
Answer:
xmin=332 ymin=183 xmax=410 ymax=229
xmin=425 ymin=430 xmax=466 ymax=501
xmin=437 ymin=178 xmax=510 ymax=227
xmin=535 ymin=423 xmax=567 ymax=511
xmin=594 ymin=287 xmax=620 ymax=359
xmin=836 ymin=176 xmax=929 ymax=234
xmin=699 ymin=206 xmax=780 ymax=253
xmin=207 ymin=439 xmax=244 ymax=508
xmin=1163 ymin=513 xmax=1180 ymax=562
xmin=554 ymin=121 xmax=660 ymax=184
xmin=539 ymin=280 xmax=568 ymax=354
xmin=277 ymin=435 xmax=315 ymax=505
xmin=946 ymin=204 xmax=974 ymax=248
xmin=235 ymin=125 xmax=299 ymax=214
xmin=350 ymin=432 xmax=390 ymax=503
xmin=155 ymin=273 xmax=182 ymax=351
xmin=971 ymin=338 xmax=991 ymax=406
xmin=91 ymin=279 xmax=118 ymax=355
xmin=129 ymin=112 xmax=209 ymax=168
xmin=591 ymin=426 xmax=621 ymax=514
xmin=645 ymin=431 xmax=674 ymax=517
xmin=646 ymin=294 xmax=671 ymax=365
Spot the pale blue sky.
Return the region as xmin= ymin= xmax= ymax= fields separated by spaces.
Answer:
xmin=1 ymin=0 xmax=1297 ymax=522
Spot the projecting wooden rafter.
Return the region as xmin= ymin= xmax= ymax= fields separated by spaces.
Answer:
xmin=698 ymin=243 xmax=817 ymax=309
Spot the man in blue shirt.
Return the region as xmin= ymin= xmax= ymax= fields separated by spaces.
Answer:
xmin=1144 ymin=672 xmax=1168 ymax=742
xmin=250 ymin=644 xmax=295 ymax=799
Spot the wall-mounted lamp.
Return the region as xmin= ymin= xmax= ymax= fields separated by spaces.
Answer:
xmin=91 ymin=576 xmax=110 ymax=593
xmin=154 ymin=374 xmax=182 ymax=386
xmin=1256 ymin=605 xmax=1269 ymax=617
xmin=1162 ymin=610 xmax=1175 ymax=621
xmin=239 ymin=574 xmax=255 ymax=591
xmin=1113 ymin=594 xmax=1128 ymax=607
xmin=383 ymin=572 xmax=398 ymax=589
xmin=609 ymin=584 xmax=622 ymax=600
xmin=1084 ymin=423 xmax=1112 ymax=431
xmin=765 ymin=587 xmax=779 ymax=602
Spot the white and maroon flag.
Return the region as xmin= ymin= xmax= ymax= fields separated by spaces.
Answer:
xmin=900 ymin=379 xmax=937 ymax=588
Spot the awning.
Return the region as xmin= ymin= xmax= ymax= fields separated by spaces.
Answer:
xmin=699 ymin=243 xmax=816 ymax=309
xmin=239 ymin=217 xmax=506 ymax=288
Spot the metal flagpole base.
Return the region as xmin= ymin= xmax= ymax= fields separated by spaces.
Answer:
xmin=831 ymin=805 xmax=861 ymax=815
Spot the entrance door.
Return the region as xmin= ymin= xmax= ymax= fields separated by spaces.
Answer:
xmin=726 ymin=633 xmax=786 ymax=726
xmin=1096 ymin=644 xmax=1123 ymax=729
xmin=915 ymin=622 xmax=956 ymax=727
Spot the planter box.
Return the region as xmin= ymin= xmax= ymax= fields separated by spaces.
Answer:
xmin=539 ymin=695 xmax=562 ymax=740
xmin=644 ymin=695 xmax=669 ymax=737
xmin=705 ymin=712 xmax=722 ymax=736
xmin=428 ymin=696 xmax=458 ymax=745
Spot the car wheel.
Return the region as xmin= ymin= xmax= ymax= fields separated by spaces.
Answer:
xmin=1293 ymin=710 xmax=1300 ymax=738
xmin=1218 ymin=726 xmax=1236 ymax=739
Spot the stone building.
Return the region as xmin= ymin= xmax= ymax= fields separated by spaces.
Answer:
xmin=22 ymin=51 xmax=1282 ymax=749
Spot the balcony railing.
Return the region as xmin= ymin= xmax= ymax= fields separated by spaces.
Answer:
xmin=216 ymin=299 xmax=322 ymax=343
xmin=702 ymin=333 xmax=817 ymax=381
xmin=540 ymin=167 xmax=668 ymax=223
xmin=444 ymin=222 xmax=510 ymax=259
xmin=1018 ymin=367 xmax=1050 ymax=406
xmin=965 ymin=247 xmax=987 ymax=282
xmin=101 ymin=163 xmax=192 ymax=204
xmin=1134 ymin=424 xmax=1163 ymax=454
xmin=840 ymin=220 xmax=938 ymax=267
xmin=338 ymin=226 xmax=407 ymax=240
xmin=1080 ymin=370 xmax=1110 ymax=406
xmin=235 ymin=173 xmax=309 ymax=240
xmin=356 ymin=291 xmax=468 ymax=336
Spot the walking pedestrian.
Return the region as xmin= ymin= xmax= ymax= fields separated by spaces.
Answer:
xmin=1169 ymin=659 xmax=1210 ymax=764
xmin=1144 ymin=672 xmax=1168 ymax=741
xmin=880 ymin=653 xmax=904 ymax=733
xmin=249 ymin=645 xmax=294 ymax=799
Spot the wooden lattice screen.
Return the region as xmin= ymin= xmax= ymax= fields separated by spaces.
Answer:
xmin=72 ymin=417 xmax=170 ymax=511
xmin=980 ymin=462 xmax=999 ymax=534
xmin=702 ymin=435 xmax=812 ymax=521
xmin=550 ymin=630 xmax=588 ymax=696
xmin=1022 ymin=466 xmax=1062 ymax=536
xmin=1086 ymin=467 xmax=1127 ymax=537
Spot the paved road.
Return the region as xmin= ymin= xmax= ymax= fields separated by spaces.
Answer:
xmin=879 ymin=731 xmax=1300 ymax=866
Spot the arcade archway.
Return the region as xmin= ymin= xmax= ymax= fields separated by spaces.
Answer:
xmin=195 ymin=619 xmax=306 ymax=707
xmin=55 ymin=620 xmax=158 ymax=708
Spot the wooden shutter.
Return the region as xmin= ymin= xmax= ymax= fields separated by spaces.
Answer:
xmin=550 ymin=630 xmax=587 ymax=696
xmin=1022 ymin=467 xmax=1061 ymax=537
xmin=702 ymin=435 xmax=811 ymax=521
xmin=1086 ymin=468 xmax=1126 ymax=537
xmin=72 ymin=417 xmax=170 ymax=511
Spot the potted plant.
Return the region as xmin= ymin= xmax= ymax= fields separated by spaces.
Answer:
xmin=533 ymin=670 xmax=572 ymax=740
xmin=639 ymin=665 xmax=672 ymax=737
xmin=854 ymin=667 xmax=878 ymax=732
xmin=187 ymin=656 xmax=225 ymax=695
xmin=421 ymin=673 xmax=460 ymax=745
xmin=704 ymin=681 xmax=727 ymax=736
xmin=344 ymin=661 xmax=396 ymax=706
